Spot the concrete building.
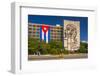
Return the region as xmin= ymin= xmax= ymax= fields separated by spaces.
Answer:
xmin=28 ymin=23 xmax=63 ymax=42
xmin=64 ymin=20 xmax=80 ymax=51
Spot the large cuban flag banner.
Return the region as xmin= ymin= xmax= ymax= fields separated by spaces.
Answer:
xmin=40 ymin=25 xmax=50 ymax=43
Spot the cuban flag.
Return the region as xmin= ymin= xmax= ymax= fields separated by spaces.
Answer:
xmin=40 ymin=25 xmax=50 ymax=43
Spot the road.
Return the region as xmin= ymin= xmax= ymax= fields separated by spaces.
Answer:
xmin=28 ymin=53 xmax=88 ymax=61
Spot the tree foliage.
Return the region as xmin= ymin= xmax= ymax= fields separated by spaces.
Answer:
xmin=78 ymin=42 xmax=88 ymax=53
xmin=28 ymin=38 xmax=64 ymax=55
xmin=28 ymin=38 xmax=88 ymax=55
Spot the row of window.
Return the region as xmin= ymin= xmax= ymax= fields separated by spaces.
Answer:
xmin=28 ymin=31 xmax=63 ymax=36
xmin=29 ymin=31 xmax=63 ymax=34
xmin=50 ymin=30 xmax=63 ymax=32
xmin=29 ymin=34 xmax=62 ymax=38
xmin=29 ymin=28 xmax=62 ymax=31
xmin=29 ymin=25 xmax=40 ymax=27
xmin=28 ymin=28 xmax=40 ymax=30
xmin=50 ymin=26 xmax=63 ymax=29
xmin=29 ymin=25 xmax=63 ymax=29
xmin=50 ymin=32 xmax=63 ymax=34
xmin=29 ymin=30 xmax=63 ymax=33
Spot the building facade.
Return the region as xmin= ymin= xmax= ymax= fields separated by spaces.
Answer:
xmin=28 ymin=23 xmax=63 ymax=42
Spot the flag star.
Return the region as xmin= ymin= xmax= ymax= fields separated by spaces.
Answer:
xmin=44 ymin=27 xmax=46 ymax=30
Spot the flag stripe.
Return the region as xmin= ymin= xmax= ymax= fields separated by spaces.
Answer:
xmin=44 ymin=32 xmax=46 ymax=42
xmin=42 ymin=30 xmax=44 ymax=40
xmin=46 ymin=31 xmax=48 ymax=43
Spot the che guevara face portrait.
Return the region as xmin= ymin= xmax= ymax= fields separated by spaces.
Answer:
xmin=64 ymin=24 xmax=77 ymax=43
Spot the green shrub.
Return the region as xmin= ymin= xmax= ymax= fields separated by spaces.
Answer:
xmin=62 ymin=50 xmax=69 ymax=54
xmin=49 ymin=48 xmax=58 ymax=55
xmin=28 ymin=48 xmax=36 ymax=54
xmin=40 ymin=49 xmax=48 ymax=54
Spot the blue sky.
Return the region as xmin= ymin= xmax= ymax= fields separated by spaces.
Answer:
xmin=28 ymin=15 xmax=88 ymax=42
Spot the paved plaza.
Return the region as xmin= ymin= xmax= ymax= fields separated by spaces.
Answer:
xmin=28 ymin=53 xmax=88 ymax=60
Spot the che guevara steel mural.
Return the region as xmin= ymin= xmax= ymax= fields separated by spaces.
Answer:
xmin=64 ymin=20 xmax=80 ymax=51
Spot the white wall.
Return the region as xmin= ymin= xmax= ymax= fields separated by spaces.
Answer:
xmin=0 ymin=0 xmax=100 ymax=76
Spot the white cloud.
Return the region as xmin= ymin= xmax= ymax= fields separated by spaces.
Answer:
xmin=81 ymin=40 xmax=88 ymax=43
